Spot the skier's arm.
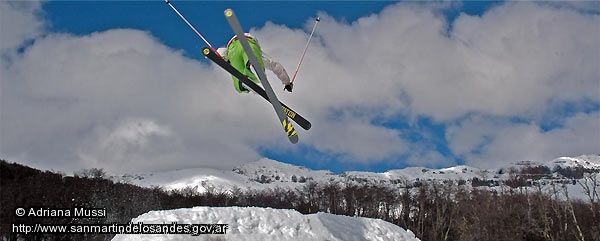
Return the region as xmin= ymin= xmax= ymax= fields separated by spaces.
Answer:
xmin=217 ymin=48 xmax=228 ymax=61
xmin=263 ymin=54 xmax=290 ymax=85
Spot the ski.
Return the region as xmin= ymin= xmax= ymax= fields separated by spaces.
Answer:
xmin=203 ymin=47 xmax=311 ymax=131
xmin=223 ymin=8 xmax=301 ymax=144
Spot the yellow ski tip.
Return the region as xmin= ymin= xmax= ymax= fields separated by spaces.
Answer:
xmin=224 ymin=9 xmax=233 ymax=17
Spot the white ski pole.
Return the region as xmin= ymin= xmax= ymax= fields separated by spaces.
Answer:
xmin=291 ymin=17 xmax=320 ymax=84
xmin=165 ymin=0 xmax=221 ymax=56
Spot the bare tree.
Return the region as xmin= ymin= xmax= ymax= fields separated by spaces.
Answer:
xmin=578 ymin=172 xmax=600 ymax=240
xmin=562 ymin=184 xmax=586 ymax=241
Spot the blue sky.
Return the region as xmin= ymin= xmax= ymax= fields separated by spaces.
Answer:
xmin=43 ymin=1 xmax=399 ymax=61
xmin=1 ymin=1 xmax=598 ymax=174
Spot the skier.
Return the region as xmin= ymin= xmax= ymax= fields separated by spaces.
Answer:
xmin=217 ymin=33 xmax=293 ymax=93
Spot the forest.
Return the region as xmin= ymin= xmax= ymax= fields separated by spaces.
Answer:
xmin=1 ymin=159 xmax=598 ymax=241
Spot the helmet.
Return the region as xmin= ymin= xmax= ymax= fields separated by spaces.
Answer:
xmin=227 ymin=33 xmax=256 ymax=47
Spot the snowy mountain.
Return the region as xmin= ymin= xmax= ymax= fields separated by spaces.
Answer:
xmin=546 ymin=155 xmax=600 ymax=169
xmin=116 ymin=154 xmax=600 ymax=196
xmin=108 ymin=155 xmax=599 ymax=241
xmin=116 ymin=158 xmax=337 ymax=193
xmin=111 ymin=206 xmax=421 ymax=241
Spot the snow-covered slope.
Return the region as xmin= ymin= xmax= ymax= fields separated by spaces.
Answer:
xmin=115 ymin=158 xmax=337 ymax=192
xmin=232 ymin=158 xmax=335 ymax=183
xmin=111 ymin=206 xmax=420 ymax=241
xmin=117 ymin=155 xmax=600 ymax=194
xmin=118 ymin=167 xmax=251 ymax=193
xmin=546 ymin=155 xmax=600 ymax=169
xmin=343 ymin=165 xmax=484 ymax=184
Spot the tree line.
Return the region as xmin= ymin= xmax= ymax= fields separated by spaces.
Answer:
xmin=1 ymin=159 xmax=598 ymax=241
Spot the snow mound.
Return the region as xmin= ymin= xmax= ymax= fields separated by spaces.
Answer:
xmin=111 ymin=206 xmax=420 ymax=241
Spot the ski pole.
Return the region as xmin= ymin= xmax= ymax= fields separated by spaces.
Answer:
xmin=290 ymin=17 xmax=320 ymax=84
xmin=164 ymin=0 xmax=221 ymax=57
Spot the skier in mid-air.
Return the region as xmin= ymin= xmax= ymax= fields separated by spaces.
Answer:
xmin=217 ymin=33 xmax=294 ymax=93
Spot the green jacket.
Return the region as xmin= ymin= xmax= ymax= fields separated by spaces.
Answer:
xmin=225 ymin=36 xmax=265 ymax=93
xmin=218 ymin=34 xmax=291 ymax=93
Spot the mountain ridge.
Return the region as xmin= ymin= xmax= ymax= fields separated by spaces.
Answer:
xmin=115 ymin=154 xmax=600 ymax=199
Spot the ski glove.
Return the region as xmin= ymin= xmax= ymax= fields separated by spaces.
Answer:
xmin=284 ymin=83 xmax=293 ymax=92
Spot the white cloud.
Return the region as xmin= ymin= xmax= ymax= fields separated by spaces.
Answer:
xmin=79 ymin=118 xmax=173 ymax=172
xmin=0 ymin=1 xmax=44 ymax=53
xmin=449 ymin=112 xmax=600 ymax=169
xmin=543 ymin=1 xmax=600 ymax=13
xmin=305 ymin=115 xmax=407 ymax=163
xmin=448 ymin=2 xmax=600 ymax=119
xmin=1 ymin=29 xmax=269 ymax=173
xmin=264 ymin=1 xmax=600 ymax=123
xmin=405 ymin=147 xmax=455 ymax=168
xmin=1 ymin=1 xmax=598 ymax=173
xmin=255 ymin=2 xmax=599 ymax=166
